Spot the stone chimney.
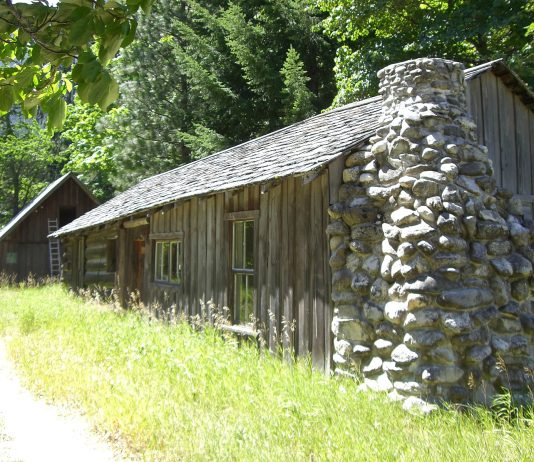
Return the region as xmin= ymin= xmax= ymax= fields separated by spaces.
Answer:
xmin=329 ymin=58 xmax=534 ymax=409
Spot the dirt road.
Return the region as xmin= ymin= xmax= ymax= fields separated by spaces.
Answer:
xmin=0 ymin=341 xmax=127 ymax=462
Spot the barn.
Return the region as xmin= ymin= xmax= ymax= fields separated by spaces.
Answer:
xmin=52 ymin=58 xmax=534 ymax=404
xmin=0 ymin=172 xmax=98 ymax=281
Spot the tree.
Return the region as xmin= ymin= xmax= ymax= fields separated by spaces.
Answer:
xmin=109 ymin=0 xmax=336 ymax=189
xmin=0 ymin=0 xmax=153 ymax=129
xmin=58 ymin=98 xmax=120 ymax=202
xmin=0 ymin=111 xmax=57 ymax=225
xmin=280 ymin=46 xmax=315 ymax=125
xmin=316 ymin=0 xmax=534 ymax=105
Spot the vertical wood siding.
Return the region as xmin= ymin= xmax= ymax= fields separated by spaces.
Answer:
xmin=141 ymin=174 xmax=331 ymax=369
xmin=467 ymin=74 xmax=534 ymax=216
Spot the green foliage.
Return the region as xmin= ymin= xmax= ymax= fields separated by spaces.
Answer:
xmin=0 ymin=0 xmax=153 ymax=129
xmin=316 ymin=0 xmax=534 ymax=105
xmin=59 ymin=99 xmax=120 ymax=202
xmin=0 ymin=112 xmax=58 ymax=225
xmin=280 ymin=47 xmax=315 ymax=124
xmin=1 ymin=285 xmax=534 ymax=461
xmin=109 ymin=0 xmax=336 ymax=189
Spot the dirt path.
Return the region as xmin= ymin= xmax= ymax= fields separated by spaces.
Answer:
xmin=0 ymin=341 xmax=128 ymax=462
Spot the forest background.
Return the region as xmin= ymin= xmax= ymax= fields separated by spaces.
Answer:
xmin=0 ymin=0 xmax=533 ymax=226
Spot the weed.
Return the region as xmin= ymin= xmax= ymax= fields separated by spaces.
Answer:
xmin=19 ymin=308 xmax=37 ymax=335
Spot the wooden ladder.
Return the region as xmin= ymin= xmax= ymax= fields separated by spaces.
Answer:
xmin=48 ymin=218 xmax=61 ymax=277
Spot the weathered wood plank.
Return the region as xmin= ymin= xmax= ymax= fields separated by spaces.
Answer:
xmin=189 ymin=197 xmax=198 ymax=315
xmin=197 ymin=197 xmax=207 ymax=307
xmin=467 ymin=77 xmax=485 ymax=143
xmin=231 ymin=190 xmax=239 ymax=213
xmin=268 ymin=183 xmax=281 ymax=351
xmin=515 ymin=94 xmax=532 ymax=197
xmin=214 ymin=193 xmax=224 ymax=310
xmin=258 ymin=188 xmax=270 ymax=335
xmin=280 ymin=179 xmax=290 ymax=352
xmin=323 ymin=171 xmax=332 ymax=372
xmin=283 ymin=178 xmax=296 ymax=354
xmin=143 ymin=230 xmax=152 ymax=305
xmin=173 ymin=202 xmax=180 ymax=232
xmin=224 ymin=210 xmax=260 ymax=221
xmin=149 ymin=232 xmax=184 ymax=240
xmin=206 ymin=196 xmax=216 ymax=304
xmin=311 ymin=176 xmax=325 ymax=370
xmin=182 ymin=200 xmax=191 ymax=315
xmin=498 ymin=78 xmax=517 ymax=193
xmin=165 ymin=207 xmax=171 ymax=233
xmin=253 ymin=184 xmax=261 ymax=210
xmin=295 ymin=180 xmax=311 ymax=356
xmin=117 ymin=229 xmax=127 ymax=307
xmin=328 ymin=156 xmax=345 ymax=205
xmin=480 ymin=73 xmax=502 ymax=187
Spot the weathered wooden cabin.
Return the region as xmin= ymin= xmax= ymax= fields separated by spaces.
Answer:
xmin=53 ymin=60 xmax=534 ymax=371
xmin=0 ymin=173 xmax=98 ymax=280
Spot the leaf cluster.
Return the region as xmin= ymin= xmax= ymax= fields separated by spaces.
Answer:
xmin=316 ymin=0 xmax=534 ymax=104
xmin=0 ymin=0 xmax=153 ymax=130
xmin=0 ymin=112 xmax=57 ymax=225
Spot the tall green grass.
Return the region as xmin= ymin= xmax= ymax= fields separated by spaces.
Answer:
xmin=0 ymin=285 xmax=533 ymax=461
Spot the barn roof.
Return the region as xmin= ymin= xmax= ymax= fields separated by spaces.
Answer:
xmin=0 ymin=172 xmax=97 ymax=241
xmin=52 ymin=60 xmax=533 ymax=237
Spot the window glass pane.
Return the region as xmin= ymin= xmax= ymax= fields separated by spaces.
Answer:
xmin=155 ymin=242 xmax=163 ymax=281
xmin=235 ymin=273 xmax=255 ymax=324
xmin=244 ymin=274 xmax=254 ymax=323
xmin=170 ymin=242 xmax=179 ymax=284
xmin=244 ymin=220 xmax=254 ymax=270
xmin=234 ymin=273 xmax=243 ymax=323
xmin=162 ymin=242 xmax=170 ymax=281
xmin=233 ymin=221 xmax=244 ymax=269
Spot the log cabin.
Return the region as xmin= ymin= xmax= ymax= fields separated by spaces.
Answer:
xmin=0 ymin=173 xmax=98 ymax=281
xmin=51 ymin=59 xmax=534 ymax=377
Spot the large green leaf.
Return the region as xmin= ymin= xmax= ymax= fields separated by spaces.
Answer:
xmin=69 ymin=13 xmax=95 ymax=46
xmin=98 ymin=22 xmax=126 ymax=64
xmin=47 ymin=96 xmax=67 ymax=130
xmin=0 ymin=86 xmax=15 ymax=112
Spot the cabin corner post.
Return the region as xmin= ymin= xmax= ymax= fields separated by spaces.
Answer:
xmin=330 ymin=58 xmax=534 ymax=407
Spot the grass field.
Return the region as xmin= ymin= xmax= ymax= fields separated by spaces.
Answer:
xmin=0 ymin=284 xmax=533 ymax=461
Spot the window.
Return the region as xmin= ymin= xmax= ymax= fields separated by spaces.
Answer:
xmin=6 ymin=252 xmax=17 ymax=265
xmin=59 ymin=206 xmax=77 ymax=227
xmin=154 ymin=240 xmax=183 ymax=284
xmin=232 ymin=220 xmax=255 ymax=324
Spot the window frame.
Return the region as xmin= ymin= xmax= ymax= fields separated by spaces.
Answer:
xmin=152 ymin=235 xmax=183 ymax=286
xmin=227 ymin=213 xmax=258 ymax=325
